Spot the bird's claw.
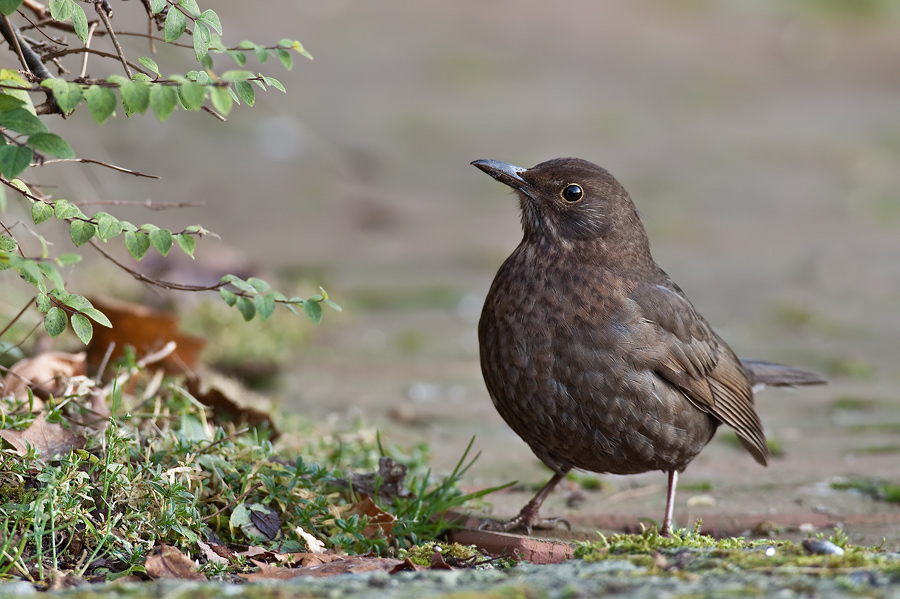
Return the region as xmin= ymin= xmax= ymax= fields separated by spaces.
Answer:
xmin=477 ymin=512 xmax=571 ymax=535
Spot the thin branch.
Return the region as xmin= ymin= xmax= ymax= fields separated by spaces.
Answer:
xmin=79 ymin=21 xmax=99 ymax=79
xmin=41 ymin=47 xmax=151 ymax=77
xmin=0 ymin=296 xmax=35 ymax=341
xmin=37 ymin=158 xmax=159 ymax=179
xmin=71 ymin=199 xmax=205 ymax=210
xmin=93 ymin=0 xmax=131 ymax=78
xmin=0 ymin=15 xmax=53 ymax=79
xmin=201 ymin=105 xmax=227 ymax=122
xmin=89 ymin=239 xmax=226 ymax=292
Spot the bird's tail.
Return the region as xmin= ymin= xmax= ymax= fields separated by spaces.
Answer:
xmin=741 ymin=359 xmax=826 ymax=387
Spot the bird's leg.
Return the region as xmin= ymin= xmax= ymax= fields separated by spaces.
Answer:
xmin=661 ymin=470 xmax=678 ymax=537
xmin=479 ymin=470 xmax=571 ymax=534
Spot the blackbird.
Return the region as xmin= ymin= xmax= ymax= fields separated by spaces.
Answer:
xmin=472 ymin=157 xmax=825 ymax=534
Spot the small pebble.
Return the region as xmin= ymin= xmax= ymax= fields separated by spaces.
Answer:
xmin=802 ymin=539 xmax=845 ymax=555
xmin=765 ymin=546 xmax=776 ymax=557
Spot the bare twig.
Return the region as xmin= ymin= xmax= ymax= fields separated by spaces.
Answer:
xmin=72 ymin=199 xmax=205 ymax=210
xmin=88 ymin=239 xmax=226 ymax=293
xmin=36 ymin=158 xmax=159 ymax=178
xmin=0 ymin=15 xmax=53 ymax=79
xmin=201 ymin=105 xmax=227 ymax=122
xmin=0 ymin=296 xmax=36 ymax=341
xmin=93 ymin=0 xmax=131 ymax=77
xmin=79 ymin=21 xmax=99 ymax=78
xmin=41 ymin=47 xmax=150 ymax=76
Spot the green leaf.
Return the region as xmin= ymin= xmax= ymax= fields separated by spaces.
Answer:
xmin=261 ymin=75 xmax=285 ymax=93
xmin=0 ymin=107 xmax=47 ymax=135
xmin=0 ymin=234 xmax=16 ymax=251
xmin=80 ymin=307 xmax=111 ymax=328
xmin=71 ymin=4 xmax=88 ymax=43
xmin=175 ymin=233 xmax=195 ymax=256
xmin=219 ymin=287 xmax=237 ymax=306
xmin=149 ymin=0 xmax=165 ymax=14
xmin=210 ymin=86 xmax=232 ymax=115
xmin=233 ymin=81 xmax=254 ymax=106
xmin=124 ymin=230 xmax=150 ymax=260
xmin=32 ymin=201 xmax=53 ymax=224
xmin=95 ymin=212 xmax=123 ymax=239
xmin=84 ymin=85 xmax=117 ymax=124
xmin=0 ymin=145 xmax=32 ymax=178
xmin=36 ymin=292 xmax=51 ymax=313
xmin=56 ymin=253 xmax=81 ymax=265
xmin=59 ymin=291 xmax=90 ymax=311
xmin=150 ymin=84 xmax=178 ymax=121
xmin=27 ymin=132 xmax=75 ymax=159
xmin=69 ymin=220 xmax=96 ymax=246
xmin=221 ymin=274 xmax=257 ymax=294
xmin=221 ymin=70 xmax=254 ymax=82
xmin=42 ymin=79 xmax=83 ymax=113
xmin=290 ymin=40 xmax=313 ymax=61
xmin=178 ymin=0 xmax=200 ymax=17
xmin=247 ymin=277 xmax=270 ymax=293
xmin=251 ymin=43 xmax=268 ymax=63
xmin=149 ymin=227 xmax=173 ymax=255
xmin=254 ymin=293 xmax=275 ymax=321
xmin=120 ymin=81 xmax=150 ymax=116
xmin=235 ymin=296 xmax=256 ymax=322
xmin=44 ymin=307 xmax=67 ymax=337
xmin=164 ymin=7 xmax=187 ymax=42
xmin=197 ymin=9 xmax=222 ymax=34
xmin=52 ymin=199 xmax=82 ymax=220
xmin=37 ymin=263 xmax=64 ymax=289
xmin=138 ymin=57 xmax=160 ymax=76
xmin=303 ymin=300 xmax=322 ymax=324
xmin=193 ymin=21 xmax=210 ymax=61
xmin=14 ymin=257 xmax=44 ymax=292
xmin=276 ymin=48 xmax=293 ymax=71
xmin=226 ymin=50 xmax=247 ymax=67
xmin=177 ymin=81 xmax=205 ymax=111
xmin=0 ymin=94 xmax=25 ymax=112
xmin=71 ymin=313 xmax=92 ymax=344
xmin=49 ymin=0 xmax=73 ymax=21
xmin=0 ymin=0 xmax=23 ymax=15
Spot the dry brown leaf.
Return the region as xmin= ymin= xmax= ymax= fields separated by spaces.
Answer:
xmin=389 ymin=558 xmax=421 ymax=574
xmin=346 ymin=494 xmax=396 ymax=540
xmin=87 ymin=297 xmax=205 ymax=378
xmin=0 ymin=413 xmax=85 ymax=460
xmin=197 ymin=540 xmax=231 ymax=565
xmin=239 ymin=555 xmax=402 ymax=581
xmin=2 ymin=351 xmax=87 ymax=407
xmin=185 ymin=372 xmax=277 ymax=435
xmin=144 ymin=545 xmax=207 ymax=581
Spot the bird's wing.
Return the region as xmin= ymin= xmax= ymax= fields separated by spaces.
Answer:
xmin=627 ymin=282 xmax=768 ymax=465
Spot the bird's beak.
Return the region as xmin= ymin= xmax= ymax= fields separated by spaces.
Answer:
xmin=471 ymin=159 xmax=532 ymax=194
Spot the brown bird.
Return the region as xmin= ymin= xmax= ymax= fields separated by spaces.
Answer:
xmin=472 ymin=157 xmax=824 ymax=534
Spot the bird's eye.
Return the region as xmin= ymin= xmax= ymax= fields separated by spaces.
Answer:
xmin=560 ymin=183 xmax=583 ymax=203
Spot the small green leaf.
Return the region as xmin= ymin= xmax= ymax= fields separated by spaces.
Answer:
xmin=71 ymin=313 xmax=92 ymax=344
xmin=49 ymin=0 xmax=73 ymax=21
xmin=120 ymin=81 xmax=150 ymax=116
xmin=197 ymin=9 xmax=222 ymax=34
xmin=71 ymin=4 xmax=88 ymax=43
xmin=304 ymin=300 xmax=322 ymax=324
xmin=193 ymin=21 xmax=210 ymax=61
xmin=291 ymin=40 xmax=313 ymax=61
xmin=42 ymin=79 xmax=83 ymax=113
xmin=175 ymin=233 xmax=196 ymax=256
xmin=138 ymin=57 xmax=160 ymax=76
xmin=37 ymin=263 xmax=64 ymax=289
xmin=276 ymin=48 xmax=293 ymax=71
xmin=221 ymin=70 xmax=254 ymax=82
xmin=36 ymin=292 xmax=51 ymax=313
xmin=221 ymin=274 xmax=257 ymax=295
xmin=95 ymin=212 xmax=123 ymax=239
xmin=247 ymin=277 xmax=270 ymax=293
xmin=0 ymin=234 xmax=16 ymax=251
xmin=149 ymin=0 xmax=165 ymax=14
xmin=80 ymin=307 xmax=111 ymax=328
xmin=235 ymin=296 xmax=256 ymax=321
xmin=210 ymin=86 xmax=232 ymax=115
xmin=164 ymin=7 xmax=187 ymax=42
xmin=52 ymin=199 xmax=82 ymax=220
xmin=44 ymin=306 xmax=67 ymax=337
xmin=261 ymin=75 xmax=285 ymax=93
xmin=233 ymin=81 xmax=255 ymax=106
xmin=27 ymin=132 xmax=75 ymax=159
xmin=32 ymin=201 xmax=53 ymax=224
xmin=60 ymin=293 xmax=91 ymax=312
xmin=226 ymin=50 xmax=247 ymax=67
xmin=0 ymin=0 xmax=24 ymax=16
xmin=177 ymin=81 xmax=205 ymax=111
xmin=69 ymin=220 xmax=96 ymax=246
xmin=150 ymin=84 xmax=178 ymax=121
xmin=149 ymin=227 xmax=173 ymax=255
xmin=0 ymin=107 xmax=48 ymax=135
xmin=0 ymin=94 xmax=25 ymax=112
xmin=124 ymin=230 xmax=150 ymax=260
xmin=219 ymin=287 xmax=237 ymax=306
xmin=178 ymin=0 xmax=200 ymax=17
xmin=84 ymin=85 xmax=117 ymax=124
xmin=56 ymin=253 xmax=82 ymax=265
xmin=255 ymin=293 xmax=275 ymax=321
xmin=0 ymin=145 xmax=32 ymax=178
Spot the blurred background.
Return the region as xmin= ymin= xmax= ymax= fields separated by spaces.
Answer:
xmin=32 ymin=1 xmax=900 ymax=535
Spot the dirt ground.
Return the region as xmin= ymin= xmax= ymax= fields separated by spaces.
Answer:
xmin=48 ymin=1 xmax=900 ymax=548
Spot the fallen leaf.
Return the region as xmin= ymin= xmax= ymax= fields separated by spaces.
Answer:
xmin=346 ymin=494 xmax=396 ymax=540
xmin=144 ymin=545 xmax=206 ymax=581
xmin=0 ymin=413 xmax=85 ymax=460
xmin=430 ymin=550 xmax=454 ymax=570
xmin=389 ymin=558 xmax=420 ymax=574
xmin=249 ymin=504 xmax=281 ymax=540
xmin=198 ymin=540 xmax=231 ymax=565
xmin=2 ymin=351 xmax=87 ymax=407
xmin=185 ymin=372 xmax=277 ymax=435
xmin=295 ymin=526 xmax=325 ymax=554
xmin=239 ymin=555 xmax=403 ymax=580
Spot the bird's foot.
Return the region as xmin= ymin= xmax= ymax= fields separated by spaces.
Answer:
xmin=477 ymin=505 xmax=571 ymax=535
